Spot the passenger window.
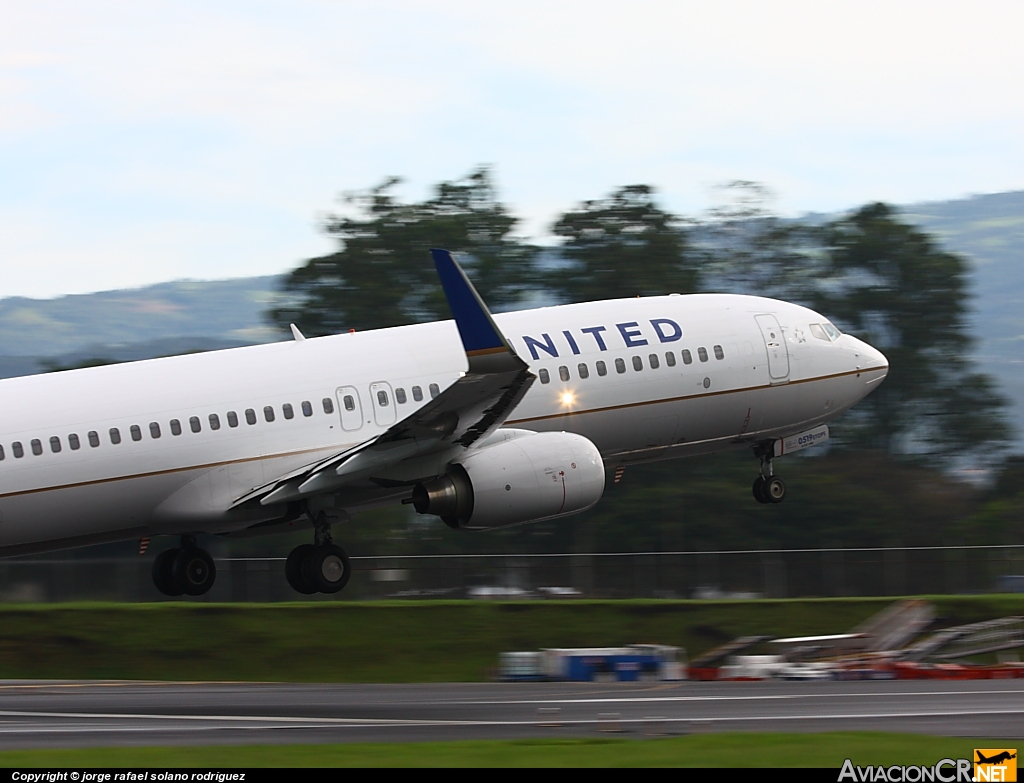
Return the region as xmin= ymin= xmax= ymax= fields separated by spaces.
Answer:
xmin=395 ymin=388 xmax=407 ymax=405
xmin=666 ymin=352 xmax=676 ymax=367
xmin=209 ymin=414 xmax=221 ymax=430
xmin=682 ymin=349 xmax=692 ymax=365
xmin=538 ymin=368 xmax=550 ymax=384
xmin=13 ymin=442 xmax=24 ymax=458
xmin=130 ymin=425 xmax=142 ymax=442
xmin=189 ymin=416 xmax=201 ymax=433
xmin=578 ymin=363 xmax=589 ymax=379
xmin=88 ymin=431 xmax=99 ymax=448
xmin=698 ymin=347 xmax=709 ymax=362
xmin=170 ymin=419 xmax=182 ymax=436
xmin=50 ymin=436 xmax=61 ymax=453
xmin=341 ymin=395 xmax=354 ymax=412
xmin=245 ymin=408 xmax=257 ymax=425
xmin=68 ymin=433 xmax=80 ymax=450
xmin=322 ymin=398 xmax=334 ymax=414
xmin=596 ymin=360 xmax=607 ymax=376
xmin=809 ymin=323 xmax=829 ymax=341
xmin=301 ymin=401 xmax=313 ymax=417
xmin=264 ymin=406 xmax=275 ymax=422
xmin=559 ymin=366 xmax=570 ymax=382
xmin=283 ymin=403 xmax=294 ymax=419
xmin=0 ymin=445 xmax=4 ymax=460
xmin=714 ymin=345 xmax=724 ymax=360
xmin=109 ymin=428 xmax=121 ymax=445
xmin=376 ymin=390 xmax=389 ymax=407
xmin=227 ymin=411 xmax=239 ymax=427
xmin=412 ymin=386 xmax=423 ymax=402
xmin=649 ymin=353 xmax=660 ymax=369
xmin=30 ymin=439 xmax=42 ymax=456
xmin=632 ymin=356 xmax=643 ymax=371
xmin=150 ymin=422 xmax=161 ymax=439
xmin=429 ymin=383 xmax=440 ymax=398
xmin=615 ymin=358 xmax=626 ymax=374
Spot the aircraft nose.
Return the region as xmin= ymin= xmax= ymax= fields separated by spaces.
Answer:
xmin=847 ymin=336 xmax=888 ymax=382
xmin=863 ymin=343 xmax=888 ymax=373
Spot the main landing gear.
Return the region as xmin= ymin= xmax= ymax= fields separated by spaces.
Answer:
xmin=752 ymin=443 xmax=786 ymax=505
xmin=285 ymin=513 xmax=351 ymax=595
xmin=152 ymin=536 xmax=217 ymax=596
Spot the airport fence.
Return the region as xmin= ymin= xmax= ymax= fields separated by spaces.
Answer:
xmin=1 ymin=544 xmax=1023 ymax=602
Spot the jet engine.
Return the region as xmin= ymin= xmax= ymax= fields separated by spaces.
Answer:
xmin=410 ymin=431 xmax=605 ymax=530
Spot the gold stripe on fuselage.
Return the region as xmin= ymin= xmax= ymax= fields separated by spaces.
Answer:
xmin=0 ymin=366 xmax=885 ymax=500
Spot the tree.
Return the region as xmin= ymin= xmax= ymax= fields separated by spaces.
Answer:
xmin=695 ymin=181 xmax=825 ymax=301
xmin=270 ymin=167 xmax=536 ymax=335
xmin=815 ymin=203 xmax=1009 ymax=463
xmin=548 ymin=185 xmax=700 ymax=303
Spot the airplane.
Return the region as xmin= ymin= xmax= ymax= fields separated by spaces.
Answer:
xmin=0 ymin=249 xmax=888 ymax=596
xmin=977 ymin=752 xmax=1016 ymax=765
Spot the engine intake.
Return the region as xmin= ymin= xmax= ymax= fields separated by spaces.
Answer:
xmin=411 ymin=431 xmax=604 ymax=530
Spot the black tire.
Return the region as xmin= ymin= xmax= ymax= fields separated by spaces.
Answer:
xmin=752 ymin=476 xmax=769 ymax=504
xmin=302 ymin=544 xmax=351 ymax=594
xmin=765 ymin=476 xmax=787 ymax=504
xmin=152 ymin=548 xmax=183 ymax=596
xmin=286 ymin=544 xmax=318 ymax=595
xmin=172 ymin=548 xmax=216 ymax=596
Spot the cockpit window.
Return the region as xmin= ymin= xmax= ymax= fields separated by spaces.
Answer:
xmin=809 ymin=323 xmax=830 ymax=342
xmin=822 ymin=322 xmax=842 ymax=340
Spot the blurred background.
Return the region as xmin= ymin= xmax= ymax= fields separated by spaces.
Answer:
xmin=2 ymin=3 xmax=1022 ymax=602
xmin=1 ymin=177 xmax=1023 ymax=602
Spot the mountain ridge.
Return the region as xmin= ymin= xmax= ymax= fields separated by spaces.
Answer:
xmin=1 ymin=191 xmax=1020 ymax=443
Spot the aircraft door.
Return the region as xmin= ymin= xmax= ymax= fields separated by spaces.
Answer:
xmin=335 ymin=386 xmax=364 ymax=431
xmin=369 ymin=381 xmax=397 ymax=426
xmin=755 ymin=314 xmax=790 ymax=383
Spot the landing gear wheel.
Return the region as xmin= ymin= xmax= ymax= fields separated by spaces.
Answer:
xmin=172 ymin=548 xmax=217 ymax=596
xmin=152 ymin=548 xmax=183 ymax=596
xmin=286 ymin=544 xmax=318 ymax=595
xmin=752 ymin=476 xmax=769 ymax=504
xmin=302 ymin=544 xmax=351 ymax=594
xmin=765 ymin=476 xmax=787 ymax=504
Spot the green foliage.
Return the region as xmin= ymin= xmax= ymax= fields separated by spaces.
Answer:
xmin=0 ymin=733 xmax=1006 ymax=768
xmin=695 ymin=180 xmax=825 ymax=302
xmin=817 ymin=203 xmax=1010 ymax=461
xmin=41 ymin=357 xmax=120 ymax=372
xmin=548 ymin=184 xmax=700 ymax=302
xmin=0 ymin=598 xmax=1021 ymax=682
xmin=271 ymin=167 xmax=537 ymax=335
xmin=270 ymin=171 xmax=1010 ymax=467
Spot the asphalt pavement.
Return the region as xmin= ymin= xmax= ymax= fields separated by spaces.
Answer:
xmin=0 ymin=679 xmax=1021 ymax=748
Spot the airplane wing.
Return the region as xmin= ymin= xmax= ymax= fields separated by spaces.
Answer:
xmin=231 ymin=249 xmax=535 ymax=508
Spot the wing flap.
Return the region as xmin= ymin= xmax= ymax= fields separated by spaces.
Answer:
xmin=231 ymin=249 xmax=534 ymax=510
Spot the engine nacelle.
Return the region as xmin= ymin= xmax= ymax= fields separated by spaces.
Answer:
xmin=411 ymin=431 xmax=605 ymax=530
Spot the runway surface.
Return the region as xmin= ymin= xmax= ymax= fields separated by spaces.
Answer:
xmin=0 ymin=679 xmax=1021 ymax=748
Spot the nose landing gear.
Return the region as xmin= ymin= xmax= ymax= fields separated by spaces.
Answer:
xmin=752 ymin=443 xmax=786 ymax=504
xmin=152 ymin=536 xmax=217 ymax=596
xmin=285 ymin=513 xmax=351 ymax=595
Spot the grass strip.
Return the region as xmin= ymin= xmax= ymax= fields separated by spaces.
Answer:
xmin=0 ymin=733 xmax=1020 ymax=767
xmin=0 ymin=596 xmax=1022 ymax=682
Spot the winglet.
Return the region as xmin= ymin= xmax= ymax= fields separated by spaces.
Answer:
xmin=431 ymin=249 xmax=525 ymax=374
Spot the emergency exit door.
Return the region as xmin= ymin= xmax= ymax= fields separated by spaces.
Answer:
xmin=335 ymin=386 xmax=364 ymax=431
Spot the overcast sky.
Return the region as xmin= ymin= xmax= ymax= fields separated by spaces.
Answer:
xmin=2 ymin=1 xmax=1022 ymax=298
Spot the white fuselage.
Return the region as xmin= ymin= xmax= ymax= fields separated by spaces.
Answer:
xmin=0 ymin=294 xmax=887 ymax=555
